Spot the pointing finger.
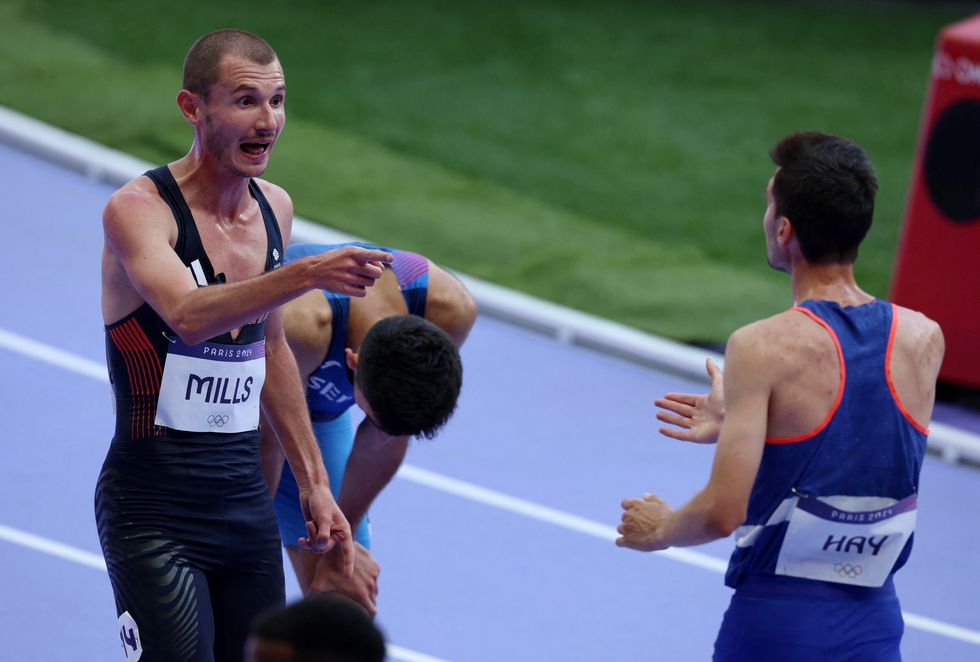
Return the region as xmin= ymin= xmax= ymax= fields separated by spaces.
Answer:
xmin=356 ymin=249 xmax=394 ymax=265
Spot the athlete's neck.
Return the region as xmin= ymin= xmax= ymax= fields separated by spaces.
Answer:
xmin=790 ymin=261 xmax=874 ymax=308
xmin=169 ymin=147 xmax=253 ymax=222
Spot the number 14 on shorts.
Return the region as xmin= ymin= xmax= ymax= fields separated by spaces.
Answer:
xmin=118 ymin=611 xmax=143 ymax=660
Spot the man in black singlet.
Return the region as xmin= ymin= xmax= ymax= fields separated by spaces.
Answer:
xmin=97 ymin=29 xmax=392 ymax=661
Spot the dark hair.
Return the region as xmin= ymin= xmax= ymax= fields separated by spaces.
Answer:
xmin=183 ymin=29 xmax=278 ymax=99
xmin=356 ymin=316 xmax=463 ymax=439
xmin=770 ymin=131 xmax=878 ymax=264
xmin=249 ymin=594 xmax=386 ymax=662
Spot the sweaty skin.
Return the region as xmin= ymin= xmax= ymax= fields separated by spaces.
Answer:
xmin=261 ymin=257 xmax=477 ymax=615
xmin=617 ymin=175 xmax=943 ymax=553
xmin=101 ymin=54 xmax=391 ymax=577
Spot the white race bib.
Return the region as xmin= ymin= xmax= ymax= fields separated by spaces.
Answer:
xmin=155 ymin=338 xmax=266 ymax=433
xmin=775 ymin=494 xmax=917 ymax=588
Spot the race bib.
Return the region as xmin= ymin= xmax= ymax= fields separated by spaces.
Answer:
xmin=155 ymin=338 xmax=266 ymax=433
xmin=775 ymin=494 xmax=917 ymax=587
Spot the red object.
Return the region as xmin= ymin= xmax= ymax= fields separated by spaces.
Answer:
xmin=891 ymin=14 xmax=980 ymax=388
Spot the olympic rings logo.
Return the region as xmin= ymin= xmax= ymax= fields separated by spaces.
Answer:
xmin=834 ymin=562 xmax=863 ymax=579
xmin=207 ymin=414 xmax=230 ymax=428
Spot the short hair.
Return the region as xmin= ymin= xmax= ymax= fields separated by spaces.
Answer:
xmin=356 ymin=315 xmax=463 ymax=439
xmin=182 ymin=29 xmax=278 ymax=99
xmin=249 ymin=594 xmax=386 ymax=662
xmin=770 ymin=131 xmax=878 ymax=264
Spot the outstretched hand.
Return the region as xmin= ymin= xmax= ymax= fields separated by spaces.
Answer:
xmin=311 ymin=245 xmax=394 ymax=297
xmin=299 ymin=485 xmax=355 ymax=579
xmin=655 ymin=358 xmax=724 ymax=444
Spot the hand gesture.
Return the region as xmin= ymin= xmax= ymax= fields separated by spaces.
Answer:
xmin=299 ymin=485 xmax=355 ymax=578
xmin=310 ymin=542 xmax=380 ymax=617
xmin=655 ymin=358 xmax=724 ymax=444
xmin=310 ymin=245 xmax=393 ymax=297
xmin=616 ymin=493 xmax=672 ymax=552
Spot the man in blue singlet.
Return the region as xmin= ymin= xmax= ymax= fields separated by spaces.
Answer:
xmin=261 ymin=242 xmax=477 ymax=616
xmin=98 ymin=30 xmax=394 ymax=661
xmin=615 ymin=132 xmax=945 ymax=660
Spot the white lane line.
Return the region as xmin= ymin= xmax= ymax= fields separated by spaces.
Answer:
xmin=0 ymin=524 xmax=451 ymax=662
xmin=398 ymin=455 xmax=980 ymax=647
xmin=386 ymin=645 xmax=453 ymax=662
xmin=3 ymin=328 xmax=980 ymax=647
xmin=0 ymin=328 xmax=108 ymax=382
xmin=396 ymin=465 xmax=728 ymax=574
xmin=0 ymin=523 xmax=107 ymax=571
xmin=902 ymin=613 xmax=980 ymax=647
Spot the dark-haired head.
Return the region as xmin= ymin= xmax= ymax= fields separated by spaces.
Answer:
xmin=183 ymin=29 xmax=278 ymax=100
xmin=770 ymin=131 xmax=878 ymax=265
xmin=246 ymin=594 xmax=386 ymax=662
xmin=354 ymin=316 xmax=463 ymax=439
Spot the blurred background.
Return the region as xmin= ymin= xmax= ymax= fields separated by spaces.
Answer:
xmin=1 ymin=0 xmax=976 ymax=380
xmin=4 ymin=3 xmax=980 ymax=659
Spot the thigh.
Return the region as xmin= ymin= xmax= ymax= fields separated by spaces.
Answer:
xmin=102 ymin=536 xmax=216 ymax=662
xmin=97 ymin=467 xmax=217 ymax=662
xmin=209 ymin=569 xmax=284 ymax=662
xmin=210 ymin=485 xmax=287 ymax=662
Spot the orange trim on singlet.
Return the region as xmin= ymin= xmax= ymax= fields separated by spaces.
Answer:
xmin=765 ymin=306 xmax=846 ymax=445
xmin=885 ymin=304 xmax=930 ymax=436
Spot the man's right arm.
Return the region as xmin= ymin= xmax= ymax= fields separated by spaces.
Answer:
xmin=618 ymin=325 xmax=771 ymax=551
xmin=102 ymin=186 xmax=392 ymax=344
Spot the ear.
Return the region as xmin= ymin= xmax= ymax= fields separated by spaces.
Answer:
xmin=776 ymin=216 xmax=795 ymax=247
xmin=176 ymin=89 xmax=202 ymax=125
xmin=345 ymin=347 xmax=359 ymax=371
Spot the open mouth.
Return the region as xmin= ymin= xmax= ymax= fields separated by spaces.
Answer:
xmin=240 ymin=142 xmax=271 ymax=157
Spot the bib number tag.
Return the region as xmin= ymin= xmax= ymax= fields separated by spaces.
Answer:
xmin=155 ymin=338 xmax=266 ymax=433
xmin=775 ymin=494 xmax=917 ymax=587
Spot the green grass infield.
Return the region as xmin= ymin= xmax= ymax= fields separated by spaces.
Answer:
xmin=1 ymin=0 xmax=969 ymax=344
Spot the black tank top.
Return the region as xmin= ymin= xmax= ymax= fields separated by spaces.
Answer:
xmin=104 ymin=167 xmax=284 ymax=442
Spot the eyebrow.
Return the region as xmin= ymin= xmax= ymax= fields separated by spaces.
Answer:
xmin=231 ymin=83 xmax=286 ymax=94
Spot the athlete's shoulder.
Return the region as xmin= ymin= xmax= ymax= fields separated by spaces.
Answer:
xmin=893 ymin=303 xmax=945 ymax=368
xmin=425 ymin=262 xmax=478 ymax=346
xmin=724 ymin=308 xmax=816 ymax=377
xmin=284 ymin=288 xmax=334 ymax=337
xmin=893 ymin=303 xmax=942 ymax=334
xmin=105 ymin=174 xmax=163 ymax=213
xmin=728 ymin=308 xmax=803 ymax=348
xmin=253 ymin=178 xmax=293 ymax=215
xmin=103 ymin=174 xmax=173 ymax=237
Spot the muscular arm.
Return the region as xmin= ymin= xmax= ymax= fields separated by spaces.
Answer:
xmin=260 ymin=291 xmax=332 ymax=495
xmin=259 ymin=410 xmax=285 ymax=496
xmin=260 ymin=309 xmax=328 ymax=503
xmin=618 ymin=327 xmax=770 ymax=550
xmin=260 ymin=308 xmax=354 ymax=572
xmin=102 ymin=186 xmax=391 ymax=344
xmin=338 ymin=419 xmax=409 ymax=533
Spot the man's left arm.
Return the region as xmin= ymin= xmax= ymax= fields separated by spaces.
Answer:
xmin=261 ymin=308 xmax=354 ymax=575
xmin=617 ymin=327 xmax=770 ymax=551
xmin=303 ymin=419 xmax=404 ymax=611
xmin=338 ymin=419 xmax=409 ymax=534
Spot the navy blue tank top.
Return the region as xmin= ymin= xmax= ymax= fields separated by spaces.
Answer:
xmin=104 ymin=167 xmax=284 ymax=443
xmin=725 ymin=299 xmax=927 ymax=588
